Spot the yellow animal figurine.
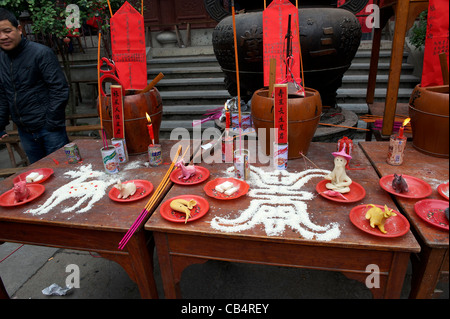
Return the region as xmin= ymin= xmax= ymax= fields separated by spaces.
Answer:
xmin=365 ymin=204 xmax=397 ymax=234
xmin=170 ymin=199 xmax=197 ymax=223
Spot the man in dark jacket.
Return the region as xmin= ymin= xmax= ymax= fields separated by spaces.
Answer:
xmin=0 ymin=8 xmax=69 ymax=163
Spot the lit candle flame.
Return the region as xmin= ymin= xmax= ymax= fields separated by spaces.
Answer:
xmin=402 ymin=118 xmax=411 ymax=127
xmin=146 ymin=112 xmax=152 ymax=124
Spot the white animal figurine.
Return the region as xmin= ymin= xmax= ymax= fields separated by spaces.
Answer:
xmin=114 ymin=181 xmax=137 ymax=199
xmin=324 ymin=146 xmax=352 ymax=194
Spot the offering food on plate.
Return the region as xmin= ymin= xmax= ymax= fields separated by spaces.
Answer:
xmin=13 ymin=181 xmax=30 ymax=203
xmin=224 ymin=186 xmax=239 ymax=196
xmin=365 ymin=204 xmax=397 ymax=234
xmin=392 ymin=173 xmax=409 ymax=193
xmin=321 ymin=190 xmax=348 ymax=200
xmin=114 ymin=181 xmax=137 ymax=199
xmin=215 ymin=181 xmax=234 ymax=193
xmin=325 ymin=147 xmax=352 ymax=194
xmin=26 ymin=172 xmax=44 ymax=183
xmin=175 ymin=159 xmax=197 ymax=180
xmin=170 ymin=198 xmax=197 ymax=223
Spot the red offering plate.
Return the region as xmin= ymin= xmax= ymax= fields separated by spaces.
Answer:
xmin=316 ymin=180 xmax=365 ymax=203
xmin=203 ymin=178 xmax=249 ymax=200
xmin=0 ymin=184 xmax=45 ymax=207
xmin=379 ymin=174 xmax=432 ymax=199
xmin=170 ymin=166 xmax=210 ymax=185
xmin=160 ymin=195 xmax=209 ymax=223
xmin=414 ymin=199 xmax=449 ymax=231
xmin=13 ymin=168 xmax=54 ymax=184
xmin=108 ymin=180 xmax=153 ymax=203
xmin=349 ymin=204 xmax=410 ymax=238
xmin=438 ymin=182 xmax=449 ymax=200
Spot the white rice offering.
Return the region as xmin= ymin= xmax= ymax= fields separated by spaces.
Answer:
xmin=211 ymin=166 xmax=341 ymax=241
xmin=25 ymin=164 xmax=116 ymax=216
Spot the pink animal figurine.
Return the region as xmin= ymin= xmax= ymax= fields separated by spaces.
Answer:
xmin=175 ymin=159 xmax=196 ymax=180
xmin=14 ymin=181 xmax=30 ymax=203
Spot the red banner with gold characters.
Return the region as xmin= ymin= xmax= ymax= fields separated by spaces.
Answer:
xmin=110 ymin=1 xmax=147 ymax=90
xmin=422 ymin=0 xmax=449 ymax=87
xmin=274 ymin=84 xmax=288 ymax=144
xmin=263 ymin=0 xmax=301 ymax=87
xmin=111 ymin=85 xmax=125 ymax=139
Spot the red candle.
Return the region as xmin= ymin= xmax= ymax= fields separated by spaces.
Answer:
xmin=398 ymin=118 xmax=410 ymax=139
xmin=226 ymin=111 xmax=231 ymax=129
xmin=146 ymin=113 xmax=155 ymax=145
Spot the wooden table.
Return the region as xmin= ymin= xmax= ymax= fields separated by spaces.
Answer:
xmin=146 ymin=142 xmax=420 ymax=299
xmin=359 ymin=142 xmax=449 ymax=298
xmin=0 ymin=139 xmax=182 ymax=299
xmin=367 ymin=0 xmax=429 ymax=136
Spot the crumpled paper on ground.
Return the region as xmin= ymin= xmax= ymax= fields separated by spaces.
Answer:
xmin=42 ymin=284 xmax=74 ymax=296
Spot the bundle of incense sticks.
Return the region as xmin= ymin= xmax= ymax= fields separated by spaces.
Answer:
xmin=118 ymin=145 xmax=184 ymax=250
xmin=97 ymin=32 xmax=108 ymax=149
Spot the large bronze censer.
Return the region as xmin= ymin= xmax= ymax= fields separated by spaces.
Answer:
xmin=209 ymin=0 xmax=363 ymax=108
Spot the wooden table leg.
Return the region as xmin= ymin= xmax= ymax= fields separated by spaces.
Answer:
xmin=409 ymin=246 xmax=448 ymax=299
xmin=153 ymin=232 xmax=179 ymax=299
xmin=127 ymin=231 xmax=159 ymax=299
xmin=383 ymin=251 xmax=411 ymax=298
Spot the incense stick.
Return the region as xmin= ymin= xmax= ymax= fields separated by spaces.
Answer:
xmin=295 ymin=0 xmax=305 ymax=88
xmin=231 ymin=1 xmax=243 ymax=154
xmin=299 ymin=152 xmax=321 ymax=170
xmin=118 ymin=145 xmax=184 ymax=250
xmin=107 ymin=0 xmax=113 ymax=18
xmin=318 ymin=123 xmax=370 ymax=132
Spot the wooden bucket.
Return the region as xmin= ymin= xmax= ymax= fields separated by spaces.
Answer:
xmin=100 ymin=88 xmax=163 ymax=155
xmin=251 ymin=88 xmax=322 ymax=159
xmin=409 ymin=85 xmax=449 ymax=158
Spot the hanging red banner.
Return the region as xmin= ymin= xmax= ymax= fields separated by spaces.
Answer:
xmin=274 ymin=84 xmax=288 ymax=144
xmin=263 ymin=0 xmax=301 ymax=87
xmin=111 ymin=85 xmax=125 ymax=139
xmin=422 ymin=0 xmax=449 ymax=87
xmin=110 ymin=1 xmax=147 ymax=90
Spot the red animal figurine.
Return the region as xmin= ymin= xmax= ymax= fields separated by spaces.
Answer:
xmin=14 ymin=181 xmax=30 ymax=203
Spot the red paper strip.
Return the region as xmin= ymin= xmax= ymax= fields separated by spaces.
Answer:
xmin=263 ymin=0 xmax=301 ymax=87
xmin=422 ymin=0 xmax=449 ymax=87
xmin=110 ymin=1 xmax=147 ymax=90
xmin=274 ymin=84 xmax=288 ymax=144
xmin=111 ymin=85 xmax=125 ymax=139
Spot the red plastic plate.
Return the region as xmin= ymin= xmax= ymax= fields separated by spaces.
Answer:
xmin=109 ymin=180 xmax=153 ymax=203
xmin=203 ymin=178 xmax=249 ymax=200
xmin=414 ymin=199 xmax=449 ymax=231
xmin=170 ymin=166 xmax=210 ymax=185
xmin=379 ymin=174 xmax=432 ymax=199
xmin=13 ymin=168 xmax=54 ymax=184
xmin=160 ymin=195 xmax=209 ymax=223
xmin=0 ymin=184 xmax=45 ymax=207
xmin=350 ymin=204 xmax=410 ymax=238
xmin=316 ymin=180 xmax=366 ymax=203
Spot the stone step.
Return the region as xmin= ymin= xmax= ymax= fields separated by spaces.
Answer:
xmin=147 ymin=55 xmax=220 ymax=69
xmin=148 ymin=66 xmax=224 ymax=79
xmin=160 ymin=89 xmax=231 ymax=106
xmin=346 ymin=62 xmax=414 ymax=75
xmin=157 ymin=77 xmax=226 ymax=91
xmin=340 ymin=74 xmax=419 ymax=89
